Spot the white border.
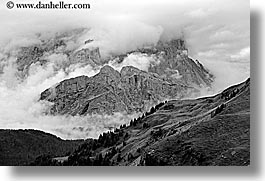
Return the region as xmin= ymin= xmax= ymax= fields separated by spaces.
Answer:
xmin=0 ymin=0 xmax=263 ymax=181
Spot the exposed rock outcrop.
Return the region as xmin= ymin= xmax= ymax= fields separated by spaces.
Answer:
xmin=118 ymin=39 xmax=213 ymax=88
xmin=40 ymin=38 xmax=214 ymax=115
xmin=40 ymin=65 xmax=198 ymax=115
xmin=15 ymin=29 xmax=102 ymax=78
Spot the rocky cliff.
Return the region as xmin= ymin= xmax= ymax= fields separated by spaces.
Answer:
xmin=40 ymin=38 xmax=213 ymax=115
xmin=40 ymin=65 xmax=198 ymax=115
xmin=15 ymin=28 xmax=102 ymax=79
xmin=115 ymin=39 xmax=213 ymax=88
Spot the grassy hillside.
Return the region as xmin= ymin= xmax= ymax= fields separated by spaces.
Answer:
xmin=31 ymin=78 xmax=250 ymax=166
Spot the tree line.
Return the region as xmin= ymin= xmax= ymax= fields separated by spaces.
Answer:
xmin=31 ymin=100 xmax=168 ymax=166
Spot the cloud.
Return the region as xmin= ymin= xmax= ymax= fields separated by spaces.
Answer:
xmin=109 ymin=52 xmax=160 ymax=72
xmin=187 ymin=8 xmax=215 ymax=18
xmin=198 ymin=50 xmax=217 ymax=58
xmin=199 ymin=58 xmax=249 ymax=93
xmin=210 ymin=30 xmax=235 ymax=42
xmin=0 ymin=50 xmax=140 ymax=139
xmin=78 ymin=18 xmax=163 ymax=57
xmin=230 ymin=47 xmax=250 ymax=61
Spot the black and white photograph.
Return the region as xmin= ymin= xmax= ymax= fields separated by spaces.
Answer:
xmin=0 ymin=0 xmax=250 ymax=167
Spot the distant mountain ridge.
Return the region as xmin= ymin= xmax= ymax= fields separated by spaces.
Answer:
xmin=3 ymin=27 xmax=214 ymax=116
xmin=12 ymin=28 xmax=213 ymax=89
xmin=113 ymin=39 xmax=213 ymax=87
xmin=40 ymin=38 xmax=214 ymax=115
xmin=40 ymin=65 xmax=198 ymax=115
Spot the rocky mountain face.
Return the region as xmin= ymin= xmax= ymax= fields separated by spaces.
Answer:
xmin=115 ymin=39 xmax=213 ymax=88
xmin=69 ymin=47 xmax=101 ymax=67
xmin=150 ymin=40 xmax=213 ymax=87
xmin=13 ymin=28 xmax=212 ymax=89
xmin=7 ymin=28 xmax=214 ymax=116
xmin=14 ymin=28 xmax=102 ymax=79
xmin=40 ymin=38 xmax=213 ymax=115
xmin=32 ymin=78 xmax=250 ymax=166
xmin=40 ymin=65 xmax=198 ymax=115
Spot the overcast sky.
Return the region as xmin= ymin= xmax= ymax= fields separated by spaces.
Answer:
xmin=0 ymin=0 xmax=250 ymax=89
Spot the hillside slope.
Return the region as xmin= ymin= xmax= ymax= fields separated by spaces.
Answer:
xmin=0 ymin=129 xmax=82 ymax=165
xmin=33 ymin=78 xmax=250 ymax=166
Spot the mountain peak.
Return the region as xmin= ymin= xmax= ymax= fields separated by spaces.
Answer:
xmin=168 ymin=39 xmax=186 ymax=50
xmin=39 ymin=38 xmax=213 ymax=115
xmin=99 ymin=65 xmax=117 ymax=74
xmin=156 ymin=38 xmax=188 ymax=55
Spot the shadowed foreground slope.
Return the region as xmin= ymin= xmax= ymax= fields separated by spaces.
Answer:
xmin=0 ymin=130 xmax=83 ymax=165
xmin=32 ymin=78 xmax=250 ymax=166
